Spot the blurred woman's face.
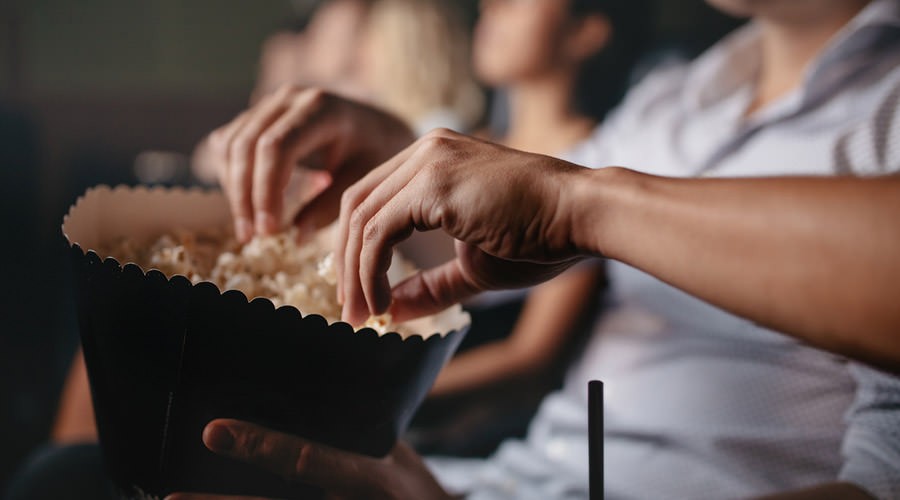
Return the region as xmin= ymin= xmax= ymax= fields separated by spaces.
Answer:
xmin=305 ymin=0 xmax=369 ymax=84
xmin=473 ymin=0 xmax=574 ymax=86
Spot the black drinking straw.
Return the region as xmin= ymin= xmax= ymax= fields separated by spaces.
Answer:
xmin=589 ymin=380 xmax=604 ymax=500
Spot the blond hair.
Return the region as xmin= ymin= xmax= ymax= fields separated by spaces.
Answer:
xmin=364 ymin=0 xmax=484 ymax=131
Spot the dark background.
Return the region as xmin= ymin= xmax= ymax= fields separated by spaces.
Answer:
xmin=0 ymin=0 xmax=741 ymax=491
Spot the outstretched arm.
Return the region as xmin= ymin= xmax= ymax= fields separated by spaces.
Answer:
xmin=583 ymin=169 xmax=900 ymax=373
xmin=335 ymin=129 xmax=900 ymax=372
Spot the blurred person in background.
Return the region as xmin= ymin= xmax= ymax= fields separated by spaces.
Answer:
xmin=248 ymin=31 xmax=309 ymax=105
xmin=252 ymin=0 xmax=374 ymax=102
xmin=194 ymin=0 xmax=374 ymax=186
xmin=407 ymin=0 xmax=648 ymax=457
xmin=357 ymin=0 xmax=484 ymax=135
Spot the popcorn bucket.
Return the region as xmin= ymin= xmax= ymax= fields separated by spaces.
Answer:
xmin=62 ymin=186 xmax=470 ymax=499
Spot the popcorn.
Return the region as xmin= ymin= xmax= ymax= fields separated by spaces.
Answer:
xmin=317 ymin=252 xmax=337 ymax=285
xmin=364 ymin=314 xmax=392 ymax=332
xmin=103 ymin=227 xmax=412 ymax=335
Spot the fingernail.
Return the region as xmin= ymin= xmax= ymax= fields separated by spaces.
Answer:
xmin=235 ymin=217 xmax=254 ymax=242
xmin=256 ymin=211 xmax=278 ymax=235
xmin=203 ymin=424 xmax=235 ymax=452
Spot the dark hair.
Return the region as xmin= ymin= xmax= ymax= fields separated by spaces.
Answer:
xmin=569 ymin=0 xmax=650 ymax=121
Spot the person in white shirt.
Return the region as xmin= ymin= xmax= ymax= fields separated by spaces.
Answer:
xmin=167 ymin=0 xmax=900 ymax=499
xmin=171 ymin=115 xmax=900 ymax=500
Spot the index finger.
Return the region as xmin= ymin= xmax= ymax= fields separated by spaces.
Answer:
xmin=387 ymin=258 xmax=484 ymax=322
xmin=334 ymin=138 xmax=424 ymax=304
xmin=201 ymin=419 xmax=388 ymax=496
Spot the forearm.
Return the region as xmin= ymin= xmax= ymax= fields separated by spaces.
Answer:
xmin=430 ymin=342 xmax=534 ymax=397
xmin=573 ymin=168 xmax=900 ymax=372
xmin=431 ymin=289 xmax=574 ymax=397
xmin=754 ymin=482 xmax=874 ymax=499
xmin=52 ymin=350 xmax=97 ymax=444
xmin=431 ymin=269 xmax=601 ymax=397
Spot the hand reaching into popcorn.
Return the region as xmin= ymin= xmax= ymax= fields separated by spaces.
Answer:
xmin=333 ymin=130 xmax=590 ymax=325
xmin=206 ymin=86 xmax=414 ymax=242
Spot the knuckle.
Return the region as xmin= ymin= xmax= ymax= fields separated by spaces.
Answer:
xmin=340 ymin=186 xmax=359 ymax=210
xmin=421 ymin=133 xmax=453 ymax=153
xmin=274 ymin=83 xmax=300 ymax=99
xmin=209 ymin=128 xmax=229 ymax=152
xmin=257 ymin=131 xmax=282 ymax=151
xmin=431 ymin=202 xmax=448 ymax=226
xmin=229 ymin=136 xmax=250 ymax=159
xmin=430 ymin=127 xmax=454 ymax=138
xmin=349 ymin=207 xmax=369 ymax=232
xmin=362 ymin=219 xmax=380 ymax=243
xmin=240 ymin=429 xmax=265 ymax=459
xmin=293 ymin=443 xmax=316 ymax=478
xmin=301 ymin=87 xmax=328 ymax=107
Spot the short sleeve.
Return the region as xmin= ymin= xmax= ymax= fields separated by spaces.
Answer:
xmin=834 ymin=78 xmax=900 ymax=176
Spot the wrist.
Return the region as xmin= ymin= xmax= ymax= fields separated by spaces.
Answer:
xmin=567 ymin=166 xmax=644 ymax=259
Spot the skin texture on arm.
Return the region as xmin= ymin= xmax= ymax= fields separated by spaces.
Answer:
xmin=582 ymin=168 xmax=900 ymax=373
xmin=753 ymin=482 xmax=875 ymax=500
xmin=429 ymin=266 xmax=602 ymax=397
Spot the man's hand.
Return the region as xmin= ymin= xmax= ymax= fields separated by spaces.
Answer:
xmin=165 ymin=419 xmax=453 ymax=500
xmin=336 ymin=128 xmax=595 ymax=325
xmin=206 ymin=86 xmax=414 ymax=242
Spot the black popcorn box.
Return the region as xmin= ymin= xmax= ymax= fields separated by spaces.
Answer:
xmin=62 ymin=186 xmax=470 ymax=499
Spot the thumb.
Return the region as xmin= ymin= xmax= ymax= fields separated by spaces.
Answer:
xmin=292 ymin=169 xmax=358 ymax=240
xmin=201 ymin=419 xmax=383 ymax=495
xmin=389 ymin=258 xmax=484 ymax=323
